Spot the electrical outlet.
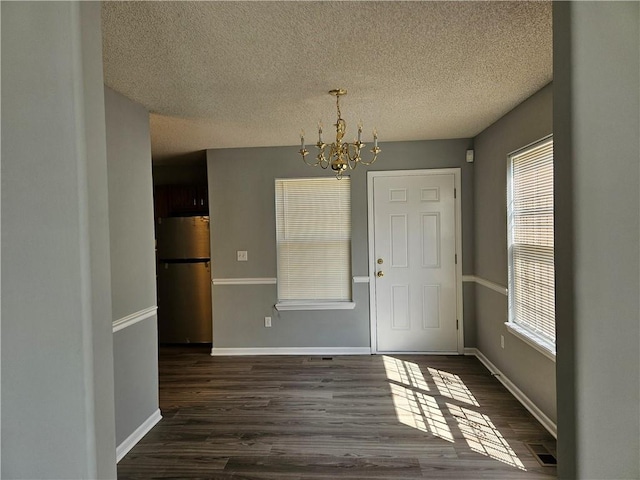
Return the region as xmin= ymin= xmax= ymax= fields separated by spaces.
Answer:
xmin=237 ymin=250 xmax=248 ymax=261
xmin=264 ymin=316 xmax=272 ymax=328
xmin=501 ymin=335 xmax=505 ymax=349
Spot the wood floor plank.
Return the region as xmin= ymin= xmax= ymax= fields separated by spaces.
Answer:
xmin=224 ymin=455 xmax=423 ymax=478
xmin=118 ymin=346 xmax=557 ymax=479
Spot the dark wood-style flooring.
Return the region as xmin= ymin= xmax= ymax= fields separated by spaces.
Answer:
xmin=118 ymin=346 xmax=557 ymax=479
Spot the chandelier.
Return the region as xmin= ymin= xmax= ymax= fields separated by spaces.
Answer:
xmin=299 ymin=89 xmax=380 ymax=179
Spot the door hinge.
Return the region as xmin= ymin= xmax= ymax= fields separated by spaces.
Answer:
xmin=454 ymin=188 xmax=457 ymax=199
xmin=456 ymin=319 xmax=459 ymax=330
xmin=455 ymin=254 xmax=458 ymax=264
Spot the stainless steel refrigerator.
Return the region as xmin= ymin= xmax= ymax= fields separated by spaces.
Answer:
xmin=156 ymin=216 xmax=212 ymax=344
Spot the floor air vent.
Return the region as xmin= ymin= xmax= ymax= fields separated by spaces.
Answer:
xmin=525 ymin=443 xmax=557 ymax=467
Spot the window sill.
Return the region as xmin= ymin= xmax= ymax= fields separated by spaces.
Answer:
xmin=275 ymin=301 xmax=356 ymax=311
xmin=505 ymin=322 xmax=556 ymax=362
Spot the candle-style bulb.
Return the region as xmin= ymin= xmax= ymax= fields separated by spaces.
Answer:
xmin=357 ymin=120 xmax=363 ymax=142
xmin=373 ymin=128 xmax=378 ymax=148
xmin=318 ymin=122 xmax=323 ymax=143
xmin=300 ymin=129 xmax=305 ymax=149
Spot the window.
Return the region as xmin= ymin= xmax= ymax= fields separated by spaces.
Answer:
xmin=274 ymin=177 xmax=354 ymax=310
xmin=506 ymin=136 xmax=555 ymax=359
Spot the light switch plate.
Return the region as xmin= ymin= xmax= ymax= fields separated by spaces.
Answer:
xmin=237 ymin=250 xmax=248 ymax=261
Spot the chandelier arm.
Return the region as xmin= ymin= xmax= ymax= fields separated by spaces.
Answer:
xmin=345 ymin=143 xmax=360 ymax=169
xmin=358 ymin=147 xmax=381 ymax=166
xmin=302 ymin=151 xmax=321 ymax=167
xmin=319 ymin=144 xmax=331 ymax=169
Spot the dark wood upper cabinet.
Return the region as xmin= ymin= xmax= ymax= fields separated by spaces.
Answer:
xmin=154 ymin=184 xmax=208 ymax=218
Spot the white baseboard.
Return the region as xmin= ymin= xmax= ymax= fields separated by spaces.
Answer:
xmin=116 ymin=409 xmax=162 ymax=463
xmin=211 ymin=347 xmax=371 ymax=356
xmin=465 ymin=348 xmax=557 ymax=439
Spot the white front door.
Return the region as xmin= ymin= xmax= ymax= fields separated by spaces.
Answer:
xmin=369 ymin=170 xmax=461 ymax=353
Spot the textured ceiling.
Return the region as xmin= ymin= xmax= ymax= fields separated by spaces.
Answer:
xmin=102 ymin=1 xmax=552 ymax=165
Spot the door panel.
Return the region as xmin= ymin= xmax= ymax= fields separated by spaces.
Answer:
xmin=421 ymin=213 xmax=441 ymax=267
xmin=373 ymin=173 xmax=458 ymax=352
xmin=390 ymin=215 xmax=409 ymax=267
xmin=391 ymin=284 xmax=410 ymax=330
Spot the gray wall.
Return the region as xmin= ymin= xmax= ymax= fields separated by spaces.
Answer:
xmin=473 ymin=83 xmax=556 ymax=423
xmin=207 ymin=139 xmax=474 ymax=348
xmin=104 ymin=87 xmax=159 ymax=446
xmin=1 ymin=3 xmax=117 ymax=478
xmin=554 ymin=3 xmax=639 ymax=478
xmin=113 ymin=321 xmax=160 ymax=445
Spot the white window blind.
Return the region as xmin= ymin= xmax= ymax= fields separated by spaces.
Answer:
xmin=507 ymin=137 xmax=555 ymax=351
xmin=275 ymin=177 xmax=351 ymax=302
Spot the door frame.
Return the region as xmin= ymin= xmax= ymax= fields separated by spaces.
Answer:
xmin=367 ymin=168 xmax=464 ymax=354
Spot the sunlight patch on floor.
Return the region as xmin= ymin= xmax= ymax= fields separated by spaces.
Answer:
xmin=447 ymin=402 xmax=526 ymax=470
xmin=415 ymin=388 xmax=454 ymax=442
xmin=390 ymin=383 xmax=454 ymax=442
xmin=383 ymin=355 xmax=430 ymax=391
xmin=383 ymin=356 xmax=527 ymax=471
xmin=428 ymin=367 xmax=480 ymax=407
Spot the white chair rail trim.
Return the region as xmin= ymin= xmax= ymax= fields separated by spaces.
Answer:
xmin=462 ymin=275 xmax=508 ymax=296
xmin=112 ymin=306 xmax=158 ymax=333
xmin=212 ymin=277 xmax=277 ymax=285
xmin=212 ymin=277 xmax=370 ymax=285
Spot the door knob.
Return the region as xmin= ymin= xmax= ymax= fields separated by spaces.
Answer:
xmin=376 ymin=271 xmax=384 ymax=278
